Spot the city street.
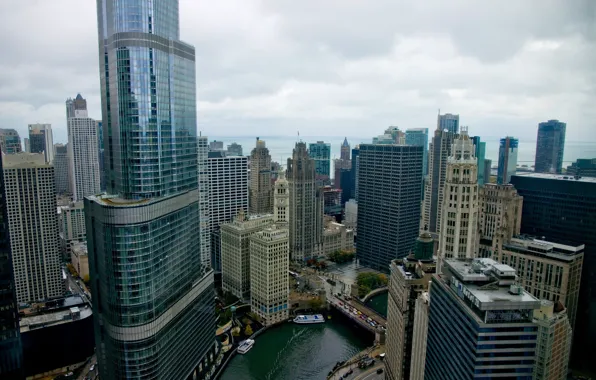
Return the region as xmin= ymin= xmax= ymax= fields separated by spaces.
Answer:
xmin=354 ymin=363 xmax=385 ymax=380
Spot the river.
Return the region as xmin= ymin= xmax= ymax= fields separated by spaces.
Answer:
xmin=220 ymin=319 xmax=371 ymax=380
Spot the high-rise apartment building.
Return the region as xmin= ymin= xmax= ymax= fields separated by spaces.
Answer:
xmin=288 ymin=142 xmax=323 ymax=262
xmin=0 ymin=129 xmax=22 ymax=154
xmin=28 ymin=124 xmax=53 ymax=163
xmin=385 ymin=230 xmax=436 ymax=380
xmin=308 ymin=141 xmax=331 ymax=183
xmin=340 ymin=137 xmax=350 ymax=161
xmin=438 ymin=129 xmax=479 ymax=266
xmin=532 ymin=301 xmax=572 ymax=380
xmin=58 ymin=201 xmax=86 ymax=258
xmin=422 ymin=128 xmax=456 ymax=235
xmin=208 ymin=154 xmax=249 ymax=271
xmin=425 ymin=258 xmax=540 ymax=380
xmin=471 ymin=136 xmax=486 ymax=186
xmin=477 ymin=184 xmax=523 ymax=258
xmin=437 ymin=113 xmax=459 ymax=134
xmin=250 ymin=225 xmax=289 ymax=326
xmin=3 ymin=153 xmax=62 ymax=303
xmin=566 ymin=158 xmax=596 ymax=178
xmin=484 ymin=159 xmax=492 ymax=183
xmin=67 ymin=97 xmax=101 ymax=201
xmin=53 ymin=143 xmax=70 ymax=194
xmin=497 ymin=136 xmax=518 ymax=184
xmin=357 ymin=144 xmax=423 ymax=272
xmin=249 ymin=138 xmax=273 ymax=214
xmin=405 ymin=128 xmax=429 ymax=176
xmin=0 ymin=147 xmax=23 ymax=379
xmin=221 ymin=213 xmax=273 ymax=300
xmin=226 ymin=142 xmax=243 ymax=156
xmin=197 ymin=136 xmax=211 ymax=267
xmin=510 ymin=173 xmax=596 ymax=369
xmin=86 ymin=1 xmax=216 ymax=378
xmin=351 ymin=146 xmax=360 ymax=200
xmin=535 ymin=120 xmax=566 ymax=174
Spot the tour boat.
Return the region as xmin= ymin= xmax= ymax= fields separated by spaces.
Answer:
xmin=237 ymin=339 xmax=255 ymax=354
xmin=293 ymin=314 xmax=325 ymax=324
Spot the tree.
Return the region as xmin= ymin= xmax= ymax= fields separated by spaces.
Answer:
xmin=309 ymin=297 xmax=323 ymax=310
xmin=244 ymin=325 xmax=253 ymax=336
xmin=82 ymin=275 xmax=90 ymax=283
xmin=232 ymin=327 xmax=240 ymax=337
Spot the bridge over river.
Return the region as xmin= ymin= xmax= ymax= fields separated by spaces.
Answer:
xmin=327 ymin=294 xmax=386 ymax=338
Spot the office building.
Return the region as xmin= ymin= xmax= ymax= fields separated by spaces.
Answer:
xmin=483 ymin=158 xmax=492 ymax=183
xmin=3 ymin=153 xmax=62 ymax=303
xmin=0 ymin=129 xmax=22 ymax=154
xmin=70 ymin=241 xmax=90 ymax=281
xmin=566 ymin=158 xmax=596 ymax=178
xmin=344 ymin=199 xmax=357 ymax=234
xmin=273 ymin=168 xmax=289 ymax=225
xmin=477 ymin=184 xmax=523 ymax=258
xmin=250 ymin=225 xmax=289 ymax=325
xmin=333 ymin=158 xmax=351 ymax=191
xmin=65 ymin=94 xmax=87 ymax=119
xmin=227 ymin=142 xmax=243 ymax=156
xmin=28 ymin=124 xmax=53 ymax=163
xmin=357 ymin=144 xmax=423 ymax=272
xmin=497 ymin=136 xmax=518 ymax=184
xmin=208 ymin=154 xmax=249 ymax=271
xmin=471 ymin=136 xmax=486 ymax=186
xmin=53 ymin=143 xmax=70 ymax=194
xmin=498 ymin=236 xmax=583 ymax=331
xmin=322 ymin=217 xmax=354 ymax=255
xmin=422 ymin=128 xmax=456 ymax=235
xmin=288 ymin=142 xmax=323 ymax=262
xmin=0 ymin=147 xmax=23 ymax=379
xmin=437 ymin=113 xmax=459 ymax=134
xmin=67 ymin=97 xmax=101 ymax=201
xmin=197 ymin=136 xmax=211 ymax=267
xmin=58 ymin=201 xmax=86 ymax=258
xmin=535 ymin=120 xmax=566 ymax=174
xmin=308 ymin=140 xmax=331 ymax=183
xmin=97 ymin=120 xmax=105 ymax=191
xmin=322 ymin=186 xmax=342 ymax=221
xmin=23 ymin=138 xmax=29 ymax=153
xmin=532 ymin=301 xmax=572 ymax=380
xmin=510 ymin=172 xmax=596 ymax=368
xmin=340 ymin=137 xmax=350 ymax=160
xmin=209 ymin=140 xmax=224 ymax=151
xmin=249 ymin=138 xmax=273 ymax=214
xmin=351 ymin=146 xmax=360 ymax=200
xmin=409 ymin=292 xmax=429 ymax=380
xmin=425 ymin=258 xmax=540 ymax=380
xmin=373 ymin=133 xmax=397 ymax=145
xmin=405 ymin=128 xmax=429 ymax=176
xmin=385 ymin=230 xmax=436 ymax=380
xmin=86 ymin=1 xmax=217 ymax=378
xmin=221 ymin=213 xmax=273 ymax=300
xmin=338 ymin=168 xmax=353 ymax=204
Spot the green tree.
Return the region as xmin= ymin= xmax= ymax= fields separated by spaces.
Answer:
xmin=309 ymin=297 xmax=324 ymax=310
xmin=245 ymin=325 xmax=253 ymax=336
xmin=232 ymin=327 xmax=240 ymax=337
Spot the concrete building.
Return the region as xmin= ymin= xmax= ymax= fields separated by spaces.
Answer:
xmin=70 ymin=241 xmax=89 ymax=280
xmin=0 ymin=129 xmax=22 ymax=154
xmin=3 ymin=153 xmax=62 ymax=303
xmin=250 ymin=225 xmax=290 ymax=326
xmin=226 ymin=142 xmax=243 ymax=156
xmin=67 ymin=97 xmax=101 ymax=202
xmin=53 ymin=144 xmax=70 ymax=194
xmin=425 ymin=258 xmax=541 ymax=380
xmin=497 ymin=136 xmax=518 ymax=185
xmin=566 ymin=158 xmax=596 ymax=178
xmin=333 ymin=158 xmax=351 ymax=191
xmin=437 ymin=113 xmax=459 ymax=134
xmin=28 ymin=124 xmax=53 ymax=163
xmin=422 ymin=127 xmax=456 ymax=235
xmin=532 ymin=301 xmax=572 ymax=380
xmin=288 ymin=142 xmax=323 ymax=262
xmin=510 ymin=172 xmax=596 ymax=369
xmin=221 ymin=212 xmax=273 ymax=300
xmin=357 ymin=144 xmax=423 ymax=272
xmin=273 ymin=168 xmax=289 ymax=225
xmin=438 ymin=129 xmax=479 ymax=266
xmin=208 ymin=154 xmax=249 ymax=271
xmin=477 ymin=184 xmax=523 ymax=258
xmin=344 ymin=199 xmax=357 ymax=235
xmin=385 ymin=230 xmax=436 ymax=380
xmin=497 ymin=236 xmax=583 ymax=330
xmin=308 ymin=140 xmax=331 ymax=184
xmin=340 ymin=137 xmax=350 ymax=161
xmin=322 ymin=217 xmax=354 ymax=255
xmin=484 ymin=158 xmax=492 ymax=184
xmin=197 ymin=136 xmax=211 ymax=267
xmin=249 ymin=138 xmax=273 ymax=215
xmin=405 ymin=128 xmax=429 ymax=176
xmin=58 ymin=201 xmax=86 ymax=258
xmin=322 ymin=186 xmax=342 ymax=221
xmin=471 ymin=136 xmax=486 ymax=186
xmin=535 ymin=120 xmax=566 ymax=174
xmin=209 ymin=140 xmax=224 ymax=151
xmin=409 ymin=292 xmax=429 ymax=380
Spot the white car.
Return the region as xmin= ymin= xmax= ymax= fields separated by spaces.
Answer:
xmin=90 ymin=364 xmax=95 ymax=371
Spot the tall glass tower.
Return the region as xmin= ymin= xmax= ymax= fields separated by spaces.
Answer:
xmin=86 ymin=1 xmax=215 ymax=379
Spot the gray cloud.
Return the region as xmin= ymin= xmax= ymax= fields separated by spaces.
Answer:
xmin=0 ymin=0 xmax=594 ymax=145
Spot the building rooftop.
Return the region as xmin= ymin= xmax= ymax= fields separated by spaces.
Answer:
xmin=505 ymin=236 xmax=584 ymax=262
xmin=19 ymin=295 xmax=92 ymax=333
xmin=513 ymin=172 xmax=596 ymax=184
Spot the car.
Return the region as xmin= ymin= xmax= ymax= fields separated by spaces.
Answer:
xmin=377 ymin=368 xmax=384 ymax=374
xmin=90 ymin=364 xmax=95 ymax=371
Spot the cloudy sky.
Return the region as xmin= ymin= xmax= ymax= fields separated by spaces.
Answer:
xmin=0 ymin=0 xmax=595 ymax=144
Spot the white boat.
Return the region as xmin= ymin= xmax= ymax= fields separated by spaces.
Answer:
xmin=237 ymin=339 xmax=255 ymax=354
xmin=293 ymin=314 xmax=325 ymax=324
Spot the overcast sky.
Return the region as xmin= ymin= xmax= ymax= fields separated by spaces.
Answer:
xmin=0 ymin=0 xmax=594 ymax=144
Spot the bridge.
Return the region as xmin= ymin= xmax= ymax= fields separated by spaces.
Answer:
xmin=361 ymin=287 xmax=388 ymax=303
xmin=327 ymin=294 xmax=386 ymax=337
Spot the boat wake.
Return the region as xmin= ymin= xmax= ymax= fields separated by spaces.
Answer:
xmin=264 ymin=327 xmax=312 ymax=380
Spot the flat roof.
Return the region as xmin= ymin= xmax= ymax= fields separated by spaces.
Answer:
xmin=20 ymin=305 xmax=92 ymax=333
xmin=504 ymin=237 xmax=584 ymax=262
xmin=513 ymin=172 xmax=596 ymax=184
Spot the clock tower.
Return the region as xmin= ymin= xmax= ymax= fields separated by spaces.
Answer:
xmin=274 ymin=168 xmax=289 ymax=224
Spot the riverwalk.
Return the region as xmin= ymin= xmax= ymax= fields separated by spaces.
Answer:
xmin=327 ymin=344 xmax=385 ymax=380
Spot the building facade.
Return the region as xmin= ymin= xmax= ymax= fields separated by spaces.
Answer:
xmin=484 ymin=159 xmax=492 ymax=184
xmin=65 ymin=94 xmax=88 ymax=119
xmin=344 ymin=199 xmax=357 ymax=235
xmin=28 ymin=124 xmax=53 ymax=163
xmin=437 ymin=113 xmax=459 ymax=134
xmin=340 ymin=137 xmax=350 ymax=161
xmin=322 ymin=186 xmax=342 ymax=221
xmin=58 ymin=201 xmax=86 ymax=258
xmin=566 ymin=158 xmax=596 ymax=178
xmin=532 ymin=301 xmax=572 ymax=380
xmin=0 ymin=129 xmax=22 ymax=154
xmin=471 ymin=136 xmax=486 ymax=186
xmin=86 ymin=1 xmax=216 ymax=378
xmin=70 ymin=241 xmax=90 ymax=280
xmin=405 ymin=128 xmax=429 ymax=176
xmin=322 ymin=218 xmax=354 ymax=255
xmin=249 ymin=139 xmax=273 ymax=214
xmin=357 ymin=144 xmax=423 ymax=272
xmin=409 ymin=292 xmax=429 ymax=380
xmin=226 ymin=142 xmax=243 ymax=156
xmin=308 ymin=141 xmax=331 ymax=184
xmin=274 ymin=169 xmax=289 ymax=224
xmin=497 ymin=136 xmax=518 ymax=185
xmin=535 ymin=119 xmax=566 ymax=174
xmin=3 ymin=153 xmax=62 ymax=303
xmin=53 ymin=143 xmax=70 ymax=194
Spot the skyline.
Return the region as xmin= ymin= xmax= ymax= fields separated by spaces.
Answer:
xmin=1 ymin=1 xmax=595 ymax=143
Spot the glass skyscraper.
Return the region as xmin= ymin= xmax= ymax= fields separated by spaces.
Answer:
xmin=437 ymin=113 xmax=459 ymax=134
xmin=535 ymin=119 xmax=566 ymax=174
xmin=472 ymin=136 xmax=486 ymax=186
xmin=86 ymin=1 xmax=215 ymax=379
xmin=405 ymin=128 xmax=429 ymax=176
xmin=497 ymin=136 xmax=518 ymax=185
xmin=308 ymin=141 xmax=331 ymax=183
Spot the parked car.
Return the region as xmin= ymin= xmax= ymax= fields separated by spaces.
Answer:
xmin=377 ymin=368 xmax=384 ymax=374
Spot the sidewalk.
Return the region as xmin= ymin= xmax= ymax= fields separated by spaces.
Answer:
xmin=328 ymin=345 xmax=385 ymax=379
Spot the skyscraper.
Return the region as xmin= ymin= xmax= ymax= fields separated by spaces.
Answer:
xmin=28 ymin=124 xmax=53 ymax=163
xmin=67 ymin=95 xmax=101 ymax=201
xmin=532 ymin=301 xmax=572 ymax=380
xmin=497 ymin=136 xmax=518 ymax=184
xmin=86 ymin=1 xmax=216 ymax=378
xmin=437 ymin=113 xmax=459 ymax=134
xmin=226 ymin=142 xmax=243 ymax=156
xmin=357 ymin=144 xmax=423 ymax=272
xmin=288 ymin=142 xmax=323 ymax=262
xmin=308 ymin=141 xmax=331 ymax=184
xmin=274 ymin=168 xmax=289 ymax=225
xmin=535 ymin=119 xmax=566 ymax=174
xmin=471 ymin=136 xmax=486 ymax=186
xmin=249 ymin=138 xmax=273 ymax=214
xmin=405 ymin=128 xmax=428 ymax=176
xmin=566 ymin=158 xmax=596 ymax=178
xmin=97 ymin=120 xmax=105 ymax=191
xmin=53 ymin=143 xmax=70 ymax=194
xmin=197 ymin=136 xmax=211 ymax=267
xmin=340 ymin=137 xmax=350 ymax=161
xmin=23 ymin=138 xmax=29 ymax=153
xmin=483 ymin=158 xmax=492 ymax=184
xmin=3 ymin=153 xmax=62 ymax=303
xmin=65 ymin=94 xmax=87 ymax=119
xmin=0 ymin=129 xmax=22 ymax=154
xmin=351 ymin=146 xmax=360 ymax=200
xmin=438 ymin=129 xmax=479 ymax=266
xmin=0 ymin=147 xmax=23 ymax=380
